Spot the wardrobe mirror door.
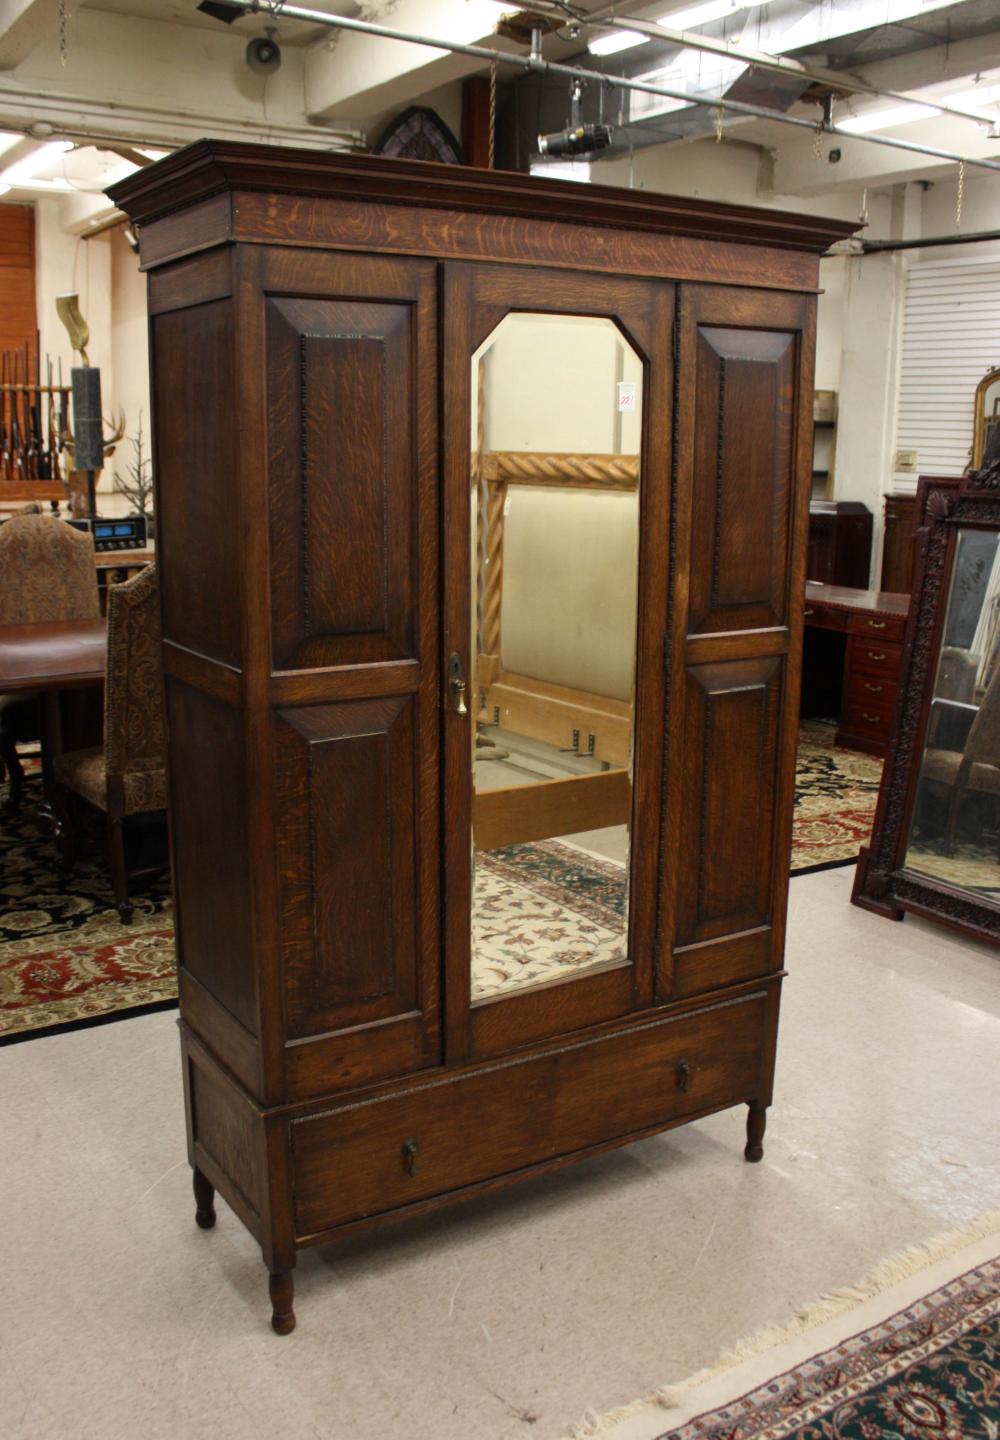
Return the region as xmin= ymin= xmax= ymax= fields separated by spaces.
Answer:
xmin=904 ymin=527 xmax=1000 ymax=891
xmin=468 ymin=313 xmax=642 ymax=1003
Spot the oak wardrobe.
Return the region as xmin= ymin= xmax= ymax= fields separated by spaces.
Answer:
xmin=110 ymin=144 xmax=855 ymax=1333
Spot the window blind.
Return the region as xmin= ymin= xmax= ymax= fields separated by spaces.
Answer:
xmin=895 ymin=255 xmax=1000 ymax=477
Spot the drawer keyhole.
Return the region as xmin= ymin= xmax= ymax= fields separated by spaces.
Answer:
xmin=676 ymin=1059 xmax=690 ymax=1093
xmin=401 ymin=1138 xmax=419 ymax=1177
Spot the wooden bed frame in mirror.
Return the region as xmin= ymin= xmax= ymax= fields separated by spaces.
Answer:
xmin=853 ymin=457 xmax=1000 ymax=944
xmin=109 ymin=142 xmax=856 ymax=1335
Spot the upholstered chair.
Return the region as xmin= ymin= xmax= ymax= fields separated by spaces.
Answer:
xmin=0 ymin=515 xmax=100 ymax=810
xmin=53 ymin=564 xmax=166 ymax=920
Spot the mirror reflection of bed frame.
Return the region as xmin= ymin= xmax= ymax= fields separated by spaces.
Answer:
xmin=473 ymin=449 xmax=639 ymax=850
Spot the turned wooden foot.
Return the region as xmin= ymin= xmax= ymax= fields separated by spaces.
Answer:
xmin=192 ymin=1167 xmax=216 ymax=1229
xmin=744 ymin=1102 xmax=767 ymax=1163
xmin=269 ymin=1270 xmax=296 ymax=1335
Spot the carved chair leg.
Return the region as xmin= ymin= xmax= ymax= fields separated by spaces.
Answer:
xmin=193 ymin=1167 xmax=216 ymax=1230
xmin=745 ymin=1101 xmax=767 ymax=1163
xmin=269 ymin=1270 xmax=296 ymax=1336
xmin=0 ymin=732 xmax=23 ymax=812
xmin=109 ymin=815 xmax=133 ymax=923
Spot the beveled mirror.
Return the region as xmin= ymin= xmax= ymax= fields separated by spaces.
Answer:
xmin=468 ymin=313 xmax=642 ymax=1001
xmin=853 ymin=463 xmax=1000 ymax=943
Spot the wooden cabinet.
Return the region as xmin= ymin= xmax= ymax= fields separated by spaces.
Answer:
xmin=881 ymin=494 xmax=917 ymax=594
xmin=807 ymin=500 xmax=873 ymax=588
xmin=111 ymin=143 xmax=855 ymax=1334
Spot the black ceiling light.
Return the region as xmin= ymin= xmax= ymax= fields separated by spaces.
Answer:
xmin=196 ymin=1 xmax=244 ymax=23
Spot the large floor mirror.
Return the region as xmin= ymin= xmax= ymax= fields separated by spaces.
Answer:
xmin=853 ymin=466 xmax=1000 ymax=942
xmin=468 ymin=313 xmax=642 ymax=1001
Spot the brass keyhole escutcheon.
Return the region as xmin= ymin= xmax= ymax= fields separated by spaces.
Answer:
xmin=402 ymin=1138 xmax=419 ymax=1177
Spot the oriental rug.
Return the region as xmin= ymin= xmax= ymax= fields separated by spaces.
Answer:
xmin=791 ymin=722 xmax=883 ymax=875
xmin=568 ymin=1211 xmax=1000 ymax=1440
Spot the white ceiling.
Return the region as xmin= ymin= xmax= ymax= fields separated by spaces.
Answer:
xmin=82 ymin=0 xmax=349 ymax=45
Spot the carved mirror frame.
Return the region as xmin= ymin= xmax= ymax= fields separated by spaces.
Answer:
xmin=852 ymin=462 xmax=1000 ymax=945
xmin=972 ymin=366 xmax=1000 ymax=469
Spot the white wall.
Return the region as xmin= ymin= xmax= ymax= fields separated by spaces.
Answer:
xmin=107 ymin=225 xmax=150 ymax=512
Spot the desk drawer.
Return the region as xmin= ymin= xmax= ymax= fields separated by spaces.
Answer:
xmin=840 ymin=696 xmax=895 ymax=746
xmin=803 ymin=600 xmax=847 ymax=631
xmin=845 ymin=671 xmax=900 ymax=711
xmin=847 ymin=611 xmax=906 ymax=643
xmin=291 ymin=993 xmax=767 ymax=1237
xmin=850 ymin=637 xmax=903 ymax=679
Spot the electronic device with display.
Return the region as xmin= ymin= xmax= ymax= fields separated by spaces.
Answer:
xmin=67 ymin=515 xmax=148 ymax=551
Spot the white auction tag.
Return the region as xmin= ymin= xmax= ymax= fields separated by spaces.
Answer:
xmin=618 ymin=382 xmax=636 ymax=412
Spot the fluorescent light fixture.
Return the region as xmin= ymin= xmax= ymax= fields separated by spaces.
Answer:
xmin=0 ymin=183 xmax=10 ymax=196
xmin=838 ymin=103 xmax=941 ymax=134
xmin=1 ymin=177 xmax=74 ymax=193
xmin=0 ymin=131 xmax=22 ymax=162
xmin=0 ymin=138 xmax=72 ymax=185
xmin=589 ymin=29 xmax=649 ymax=56
xmin=658 ymin=0 xmax=768 ymax=30
xmin=947 ymin=83 xmax=1000 ymax=112
xmin=137 ymin=147 xmax=171 ymax=161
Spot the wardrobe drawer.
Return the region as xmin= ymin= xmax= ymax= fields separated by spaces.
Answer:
xmin=847 ymin=610 xmax=906 ymax=643
xmin=849 ymin=637 xmax=903 ymax=678
xmin=291 ymin=993 xmax=767 ymax=1237
xmin=803 ymin=599 xmax=847 ymax=631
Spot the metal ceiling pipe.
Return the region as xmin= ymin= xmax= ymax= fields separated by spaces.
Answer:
xmin=565 ymin=7 xmax=1000 ymax=131
xmin=222 ymin=0 xmax=1000 ymax=173
xmin=862 ymin=229 xmax=1000 ymax=252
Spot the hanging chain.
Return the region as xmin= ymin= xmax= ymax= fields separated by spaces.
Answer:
xmin=813 ymin=123 xmax=824 ymax=161
xmin=714 ymin=105 xmax=724 ymax=144
xmin=956 ymin=158 xmax=966 ymax=229
xmin=488 ymin=60 xmax=497 ymax=169
xmin=59 ymin=0 xmax=69 ymax=66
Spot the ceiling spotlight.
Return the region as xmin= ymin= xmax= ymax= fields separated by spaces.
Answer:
xmin=246 ymin=28 xmax=282 ymax=75
xmin=197 ymin=1 xmax=244 ymax=22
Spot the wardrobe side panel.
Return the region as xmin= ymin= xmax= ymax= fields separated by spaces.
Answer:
xmin=661 ymin=285 xmax=814 ymax=1002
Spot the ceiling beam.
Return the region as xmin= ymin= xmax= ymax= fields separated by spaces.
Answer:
xmin=0 ymin=0 xmax=86 ymax=71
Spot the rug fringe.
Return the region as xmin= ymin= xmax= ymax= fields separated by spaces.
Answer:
xmin=567 ymin=1208 xmax=1000 ymax=1439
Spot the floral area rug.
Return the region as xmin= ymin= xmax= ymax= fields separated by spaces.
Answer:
xmin=473 ymin=839 xmax=627 ymax=1000
xmin=792 ymin=721 xmax=883 ymax=874
xmin=569 ymin=1211 xmax=1000 ymax=1440
xmin=0 ymin=772 xmax=174 ymax=1043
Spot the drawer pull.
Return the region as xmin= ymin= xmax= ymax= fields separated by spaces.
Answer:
xmin=864 ymin=683 xmax=884 ymax=694
xmin=676 ymin=1058 xmax=690 ymax=1093
xmin=862 ymin=712 xmax=881 ymax=723
xmin=868 ymin=651 xmax=887 ymax=662
xmin=868 ymin=620 xmax=887 ymax=630
xmin=401 ymin=1138 xmax=419 ymax=1177
xmin=804 ymin=608 xmax=815 ymax=617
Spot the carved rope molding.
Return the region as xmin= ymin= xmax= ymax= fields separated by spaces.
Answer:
xmin=481 ymin=451 xmax=640 ymax=489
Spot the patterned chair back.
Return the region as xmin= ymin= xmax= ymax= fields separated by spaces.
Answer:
xmin=104 ymin=564 xmax=165 ymax=780
xmin=0 ymin=514 xmax=100 ymax=625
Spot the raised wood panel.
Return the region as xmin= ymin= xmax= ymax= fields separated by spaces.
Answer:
xmin=151 ymin=299 xmax=242 ymax=667
xmin=167 ymin=678 xmax=257 ymax=1035
xmin=675 ymin=657 xmax=782 ymax=947
xmin=188 ymin=1051 xmax=263 ymax=1221
xmin=274 ymin=696 xmax=427 ymax=1044
xmin=688 ymin=327 xmax=796 ymax=635
xmin=267 ymin=296 xmax=415 ymax=670
xmin=0 ymin=205 xmax=36 ymax=367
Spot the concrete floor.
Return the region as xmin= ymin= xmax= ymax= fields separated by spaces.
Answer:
xmin=2 ymin=866 xmax=998 ymax=1440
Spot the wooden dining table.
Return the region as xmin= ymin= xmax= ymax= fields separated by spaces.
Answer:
xmin=0 ymin=617 xmax=107 ymax=801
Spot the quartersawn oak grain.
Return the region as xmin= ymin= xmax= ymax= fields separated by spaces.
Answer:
xmin=110 ymin=143 xmax=853 ymax=1336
